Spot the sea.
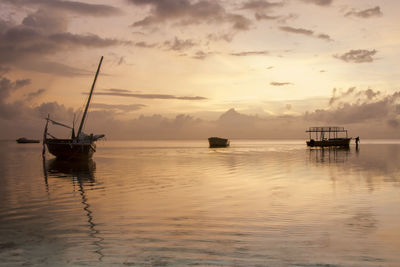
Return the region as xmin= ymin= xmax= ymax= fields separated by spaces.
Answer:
xmin=0 ymin=140 xmax=399 ymax=267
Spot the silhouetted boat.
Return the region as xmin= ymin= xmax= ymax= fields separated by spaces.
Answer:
xmin=208 ymin=137 xmax=230 ymax=148
xmin=306 ymin=126 xmax=351 ymax=147
xmin=16 ymin=137 xmax=40 ymax=143
xmin=43 ymin=57 xmax=105 ymax=160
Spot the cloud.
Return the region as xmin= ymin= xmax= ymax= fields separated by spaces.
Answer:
xmin=334 ymin=49 xmax=377 ymax=63
xmin=91 ymin=103 xmax=146 ymax=112
xmin=25 ymin=88 xmax=46 ymax=101
xmin=279 ymin=26 xmax=332 ymax=41
xmin=280 ymin=26 xmax=313 ymax=35
xmin=0 ymin=15 xmax=130 ymax=72
xmin=164 ymin=37 xmax=197 ymax=51
xmin=329 ymin=87 xmax=356 ymax=105
xmin=307 ymin=88 xmax=399 ymax=126
xmin=207 ymin=32 xmax=235 ymax=42
xmin=3 ymin=0 xmax=122 ymax=17
xmin=316 ymin=33 xmax=331 ymax=41
xmin=345 ymin=6 xmax=382 ymax=18
xmin=0 ymin=74 xmax=33 ymax=120
xmin=192 ymin=50 xmax=210 ymax=60
xmin=230 ymin=50 xmax=269 ymax=56
xmin=93 ymin=89 xmax=208 ymax=101
xmin=18 ymin=61 xmax=96 ymax=76
xmin=22 ymin=9 xmax=68 ymax=33
xmin=127 ymin=0 xmax=252 ymax=31
xmin=134 ymin=41 xmax=157 ymax=48
xmin=0 ymin=66 xmax=11 ymax=75
xmin=254 ymin=13 xmax=280 ymax=20
xmin=270 ymin=82 xmax=293 ymax=86
xmin=240 ymin=0 xmax=284 ymax=11
xmin=299 ymin=0 xmax=333 ymax=6
xmin=0 ymin=75 xmax=31 ymax=100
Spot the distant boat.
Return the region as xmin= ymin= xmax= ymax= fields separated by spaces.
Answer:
xmin=16 ymin=137 xmax=40 ymax=144
xmin=306 ymin=126 xmax=351 ymax=147
xmin=208 ymin=137 xmax=230 ymax=148
xmin=43 ymin=57 xmax=105 ymax=160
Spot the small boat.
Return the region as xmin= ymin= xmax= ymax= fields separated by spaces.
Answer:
xmin=306 ymin=126 xmax=351 ymax=147
xmin=16 ymin=137 xmax=40 ymax=143
xmin=43 ymin=57 xmax=105 ymax=160
xmin=208 ymin=137 xmax=230 ymax=148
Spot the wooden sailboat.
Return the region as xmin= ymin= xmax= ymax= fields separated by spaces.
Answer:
xmin=43 ymin=57 xmax=105 ymax=160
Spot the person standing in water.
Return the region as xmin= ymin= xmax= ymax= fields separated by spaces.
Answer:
xmin=355 ymin=136 xmax=360 ymax=147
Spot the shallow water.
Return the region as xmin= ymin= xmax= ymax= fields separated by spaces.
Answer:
xmin=0 ymin=140 xmax=399 ymax=266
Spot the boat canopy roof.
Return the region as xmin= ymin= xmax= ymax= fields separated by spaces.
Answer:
xmin=306 ymin=126 xmax=347 ymax=133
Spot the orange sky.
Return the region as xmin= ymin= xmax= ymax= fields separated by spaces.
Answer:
xmin=0 ymin=0 xmax=399 ymax=139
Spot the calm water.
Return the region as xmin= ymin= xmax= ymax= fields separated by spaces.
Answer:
xmin=0 ymin=140 xmax=399 ymax=266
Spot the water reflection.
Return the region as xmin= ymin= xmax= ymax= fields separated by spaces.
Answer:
xmin=308 ymin=147 xmax=351 ymax=163
xmin=46 ymin=158 xmax=96 ymax=182
xmin=43 ymin=158 xmax=104 ymax=262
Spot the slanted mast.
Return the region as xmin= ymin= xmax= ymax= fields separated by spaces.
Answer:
xmin=77 ymin=56 xmax=104 ymax=139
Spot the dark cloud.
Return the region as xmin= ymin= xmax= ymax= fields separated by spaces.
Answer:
xmin=299 ymin=0 xmax=333 ymax=6
xmin=134 ymin=41 xmax=157 ymax=48
xmin=317 ymin=33 xmax=332 ymax=41
xmin=0 ymin=75 xmax=32 ymax=120
xmin=207 ymin=32 xmax=235 ymax=42
xmin=345 ymin=6 xmax=382 ymax=18
xmin=49 ymin=32 xmax=131 ymax=47
xmin=241 ymin=1 xmax=285 ymax=22
xmin=230 ymin=50 xmax=269 ymax=56
xmin=18 ymin=61 xmax=94 ymax=76
xmin=93 ymin=89 xmax=207 ymax=101
xmin=164 ymin=37 xmax=197 ymax=51
xmin=280 ymin=26 xmax=313 ymax=35
xmin=280 ymin=26 xmax=332 ymax=41
xmin=334 ymin=49 xmax=377 ymax=63
xmin=0 ymin=76 xmax=31 ymax=99
xmin=254 ymin=13 xmax=281 ymax=21
xmin=270 ymin=82 xmax=293 ymax=86
xmin=240 ymin=0 xmax=284 ymax=10
xmin=267 ymin=66 xmax=274 ymax=69
xmin=128 ymin=0 xmax=251 ymax=31
xmin=192 ymin=50 xmax=209 ymax=60
xmin=3 ymin=0 xmax=122 ymax=17
xmin=34 ymin=101 xmax=75 ymax=123
xmin=91 ymin=103 xmax=146 ymax=112
xmin=25 ymin=88 xmax=46 ymax=101
xmin=107 ymin=88 xmax=132 ymax=93
xmin=0 ymin=15 xmax=130 ymax=73
xmin=22 ymin=9 xmax=68 ymax=33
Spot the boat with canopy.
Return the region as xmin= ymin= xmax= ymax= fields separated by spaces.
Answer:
xmin=306 ymin=126 xmax=351 ymax=147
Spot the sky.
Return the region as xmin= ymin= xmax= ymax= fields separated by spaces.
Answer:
xmin=0 ymin=0 xmax=399 ymax=139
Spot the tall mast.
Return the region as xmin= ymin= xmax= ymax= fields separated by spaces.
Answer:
xmin=77 ymin=56 xmax=103 ymax=138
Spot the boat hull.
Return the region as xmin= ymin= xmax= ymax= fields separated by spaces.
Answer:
xmin=16 ymin=138 xmax=40 ymax=143
xmin=46 ymin=139 xmax=96 ymax=160
xmin=306 ymin=138 xmax=351 ymax=147
xmin=208 ymin=137 xmax=230 ymax=148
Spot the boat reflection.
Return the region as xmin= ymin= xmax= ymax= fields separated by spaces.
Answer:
xmin=43 ymin=158 xmax=103 ymax=261
xmin=308 ymin=147 xmax=351 ymax=163
xmin=46 ymin=158 xmax=96 ymax=182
